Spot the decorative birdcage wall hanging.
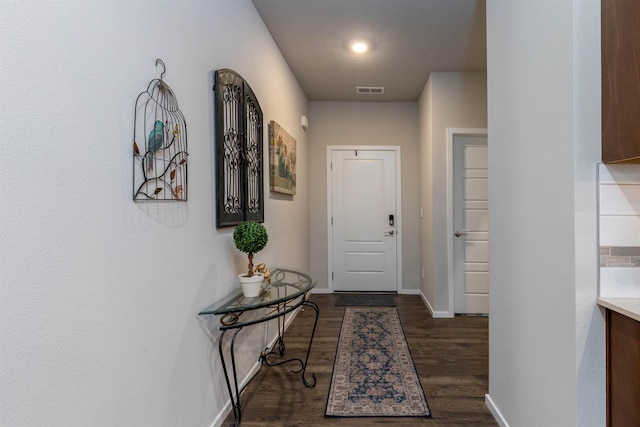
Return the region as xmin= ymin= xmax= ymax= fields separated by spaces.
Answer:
xmin=133 ymin=59 xmax=188 ymax=201
xmin=214 ymin=69 xmax=264 ymax=227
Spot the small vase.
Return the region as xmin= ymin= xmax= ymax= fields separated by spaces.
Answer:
xmin=238 ymin=273 xmax=264 ymax=298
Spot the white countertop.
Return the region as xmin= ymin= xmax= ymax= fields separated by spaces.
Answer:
xmin=597 ymin=298 xmax=640 ymax=322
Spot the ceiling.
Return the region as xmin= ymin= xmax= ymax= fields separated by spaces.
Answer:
xmin=251 ymin=0 xmax=487 ymax=102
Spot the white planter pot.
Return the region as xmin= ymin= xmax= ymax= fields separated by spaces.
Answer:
xmin=238 ymin=273 xmax=264 ymax=298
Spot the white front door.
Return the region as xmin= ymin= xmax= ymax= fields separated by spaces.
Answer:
xmin=329 ymin=148 xmax=399 ymax=292
xmin=453 ymin=135 xmax=489 ymax=314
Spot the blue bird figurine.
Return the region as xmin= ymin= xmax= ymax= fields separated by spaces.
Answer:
xmin=147 ymin=120 xmax=165 ymax=171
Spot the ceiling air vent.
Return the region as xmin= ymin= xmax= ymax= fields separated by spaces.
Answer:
xmin=356 ymin=86 xmax=384 ymax=95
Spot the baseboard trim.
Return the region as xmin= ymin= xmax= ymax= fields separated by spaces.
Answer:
xmin=211 ymin=360 xmax=263 ymax=427
xmin=419 ymin=291 xmax=454 ymax=318
xmin=398 ymin=288 xmax=420 ymax=295
xmin=485 ymin=393 xmax=509 ymax=427
xmin=311 ymin=288 xmax=332 ymax=294
xmin=210 ymin=404 xmax=231 ymax=427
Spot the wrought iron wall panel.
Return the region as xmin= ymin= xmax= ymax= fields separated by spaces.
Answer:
xmin=244 ymin=89 xmax=264 ymax=222
xmin=214 ymin=69 xmax=264 ymax=227
xmin=222 ymin=77 xmax=243 ymax=218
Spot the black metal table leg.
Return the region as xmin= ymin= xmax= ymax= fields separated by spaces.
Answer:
xmin=218 ymin=328 xmax=244 ymax=427
xmin=259 ymin=298 xmax=319 ymax=388
xmin=300 ymin=299 xmax=319 ymax=387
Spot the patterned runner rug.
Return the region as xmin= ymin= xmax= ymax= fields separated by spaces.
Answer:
xmin=325 ymin=307 xmax=431 ymax=418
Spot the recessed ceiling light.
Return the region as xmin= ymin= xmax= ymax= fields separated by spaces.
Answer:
xmin=351 ymin=41 xmax=368 ymax=54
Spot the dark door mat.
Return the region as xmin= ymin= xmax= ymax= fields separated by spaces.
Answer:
xmin=334 ymin=293 xmax=396 ymax=307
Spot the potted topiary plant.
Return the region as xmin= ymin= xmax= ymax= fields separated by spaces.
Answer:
xmin=233 ymin=221 xmax=268 ymax=297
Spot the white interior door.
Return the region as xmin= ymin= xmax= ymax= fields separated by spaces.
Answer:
xmin=330 ymin=149 xmax=399 ymax=292
xmin=453 ymin=135 xmax=489 ymax=314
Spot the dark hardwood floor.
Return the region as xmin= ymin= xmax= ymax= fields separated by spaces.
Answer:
xmin=223 ymin=293 xmax=497 ymax=427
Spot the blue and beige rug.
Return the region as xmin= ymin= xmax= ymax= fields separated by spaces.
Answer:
xmin=325 ymin=307 xmax=431 ymax=418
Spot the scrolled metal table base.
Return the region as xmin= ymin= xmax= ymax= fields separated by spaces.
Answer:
xmin=218 ymin=297 xmax=319 ymax=426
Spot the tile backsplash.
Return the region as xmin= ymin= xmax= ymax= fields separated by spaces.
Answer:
xmin=600 ymin=246 xmax=640 ymax=267
xmin=598 ymin=164 xmax=640 ymax=297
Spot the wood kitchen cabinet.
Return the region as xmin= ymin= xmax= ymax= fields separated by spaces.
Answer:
xmin=601 ymin=0 xmax=640 ymax=163
xmin=607 ymin=310 xmax=640 ymax=426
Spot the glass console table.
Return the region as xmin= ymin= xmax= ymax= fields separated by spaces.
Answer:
xmin=199 ymin=268 xmax=318 ymax=427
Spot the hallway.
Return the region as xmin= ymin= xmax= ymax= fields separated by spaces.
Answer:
xmin=224 ymin=294 xmax=497 ymax=426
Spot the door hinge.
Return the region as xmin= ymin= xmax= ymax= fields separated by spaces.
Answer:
xmin=332 ymin=272 xmax=334 ymax=281
xmin=331 ymin=216 xmax=333 ymax=225
xmin=330 ymin=161 xmax=332 ymax=170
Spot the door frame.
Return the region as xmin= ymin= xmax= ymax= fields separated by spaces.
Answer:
xmin=326 ymin=146 xmax=403 ymax=293
xmin=446 ymin=129 xmax=488 ymax=316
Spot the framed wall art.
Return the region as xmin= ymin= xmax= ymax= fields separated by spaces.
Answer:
xmin=269 ymin=121 xmax=297 ymax=195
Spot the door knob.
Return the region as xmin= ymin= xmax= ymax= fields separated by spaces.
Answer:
xmin=385 ymin=230 xmax=395 ymax=236
xmin=455 ymin=230 xmax=468 ymax=237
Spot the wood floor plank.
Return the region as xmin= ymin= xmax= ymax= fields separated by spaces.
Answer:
xmin=221 ymin=294 xmax=497 ymax=426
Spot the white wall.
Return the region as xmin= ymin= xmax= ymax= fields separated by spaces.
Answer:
xmin=307 ymin=102 xmax=420 ymax=292
xmin=485 ymin=1 xmax=604 ymax=426
xmin=0 ymin=1 xmax=308 ymax=426
xmin=418 ymin=80 xmax=435 ymax=305
xmin=418 ymin=72 xmax=487 ymax=314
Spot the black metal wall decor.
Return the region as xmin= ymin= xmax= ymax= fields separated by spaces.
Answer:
xmin=214 ymin=69 xmax=264 ymax=227
xmin=133 ymin=59 xmax=188 ymax=201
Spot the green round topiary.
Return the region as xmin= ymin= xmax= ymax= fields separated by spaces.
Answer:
xmin=233 ymin=221 xmax=268 ymax=276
